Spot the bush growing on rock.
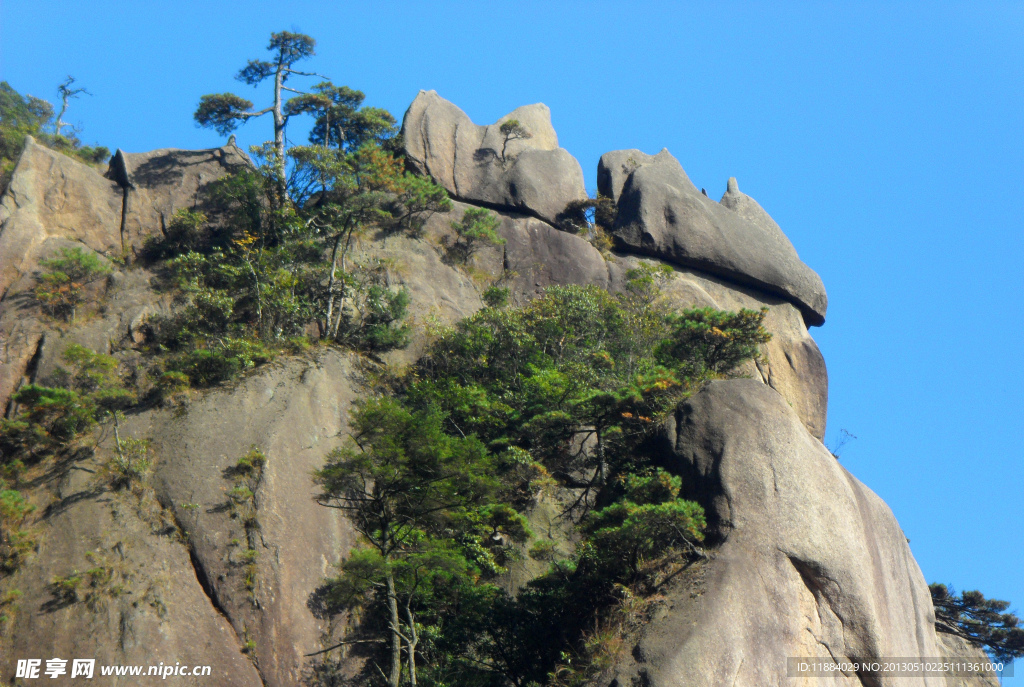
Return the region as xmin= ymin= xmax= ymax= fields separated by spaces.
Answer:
xmin=33 ymin=247 xmax=112 ymax=322
xmin=445 ymin=207 xmax=505 ymax=264
xmin=0 ymin=485 xmax=35 ymax=573
xmin=147 ymin=107 xmax=448 ymax=369
xmin=312 ymin=268 xmax=771 ymax=686
xmin=0 ymin=345 xmax=133 ymax=473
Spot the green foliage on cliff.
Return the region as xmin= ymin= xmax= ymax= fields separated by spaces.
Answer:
xmin=0 ymin=81 xmax=109 ymax=193
xmin=33 ymin=247 xmax=112 ymax=322
xmin=149 ymin=74 xmax=450 ymax=387
xmin=445 ymin=207 xmax=504 ymax=264
xmin=931 ymin=583 xmax=1024 ymax=662
xmin=0 ymin=345 xmax=135 ymax=476
xmin=0 ymin=344 xmax=139 ymax=575
xmin=312 ymin=268 xmax=771 ymax=687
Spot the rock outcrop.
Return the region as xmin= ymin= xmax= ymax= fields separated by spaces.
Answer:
xmin=601 ymin=148 xmax=828 ymax=326
xmin=0 ymin=137 xmax=123 ymax=298
xmin=401 ymin=90 xmax=587 ymax=225
xmin=598 ymin=379 xmax=943 ymax=686
xmin=108 ymin=143 xmax=251 ymax=249
xmin=0 ymin=139 xmax=244 ymax=413
xmin=0 ymin=94 xmax=978 ymax=687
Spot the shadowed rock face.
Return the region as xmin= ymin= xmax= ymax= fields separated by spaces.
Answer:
xmin=108 ymin=143 xmax=251 ymax=248
xmin=601 ymin=148 xmax=828 ymax=326
xmin=401 ymin=90 xmax=587 ymax=225
xmin=598 ymin=379 xmax=942 ymax=687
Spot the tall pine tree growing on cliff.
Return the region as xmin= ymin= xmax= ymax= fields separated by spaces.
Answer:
xmin=194 ymin=31 xmax=327 ymax=197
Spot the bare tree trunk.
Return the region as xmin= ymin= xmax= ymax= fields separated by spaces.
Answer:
xmin=404 ymin=601 xmax=419 ymax=686
xmin=112 ymin=411 xmax=125 ymax=470
xmin=324 ymin=233 xmax=343 ymax=337
xmin=55 ymin=98 xmax=69 ymax=138
xmin=272 ymin=65 xmax=288 ymax=199
xmin=244 ymin=255 xmax=264 ymax=338
xmin=385 ymin=573 xmax=402 ymax=687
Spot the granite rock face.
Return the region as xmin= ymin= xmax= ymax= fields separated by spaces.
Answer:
xmin=0 ymin=97 xmax=969 ymax=687
xmin=0 ymin=139 xmax=243 ymax=414
xmin=603 ymin=148 xmax=828 ymax=326
xmin=108 ymin=142 xmax=251 ymax=249
xmin=597 ymin=380 xmax=943 ymax=686
xmin=935 ymin=633 xmax=1001 ymax=687
xmin=0 ymin=137 xmax=123 ymax=298
xmin=401 ymin=90 xmax=587 ymax=225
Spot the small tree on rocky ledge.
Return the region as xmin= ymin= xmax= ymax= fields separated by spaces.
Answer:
xmin=445 ymin=207 xmax=504 ymax=264
xmin=499 ymin=118 xmax=531 ymax=163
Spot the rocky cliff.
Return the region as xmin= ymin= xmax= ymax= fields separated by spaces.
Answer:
xmin=0 ymin=95 xmax=997 ymax=686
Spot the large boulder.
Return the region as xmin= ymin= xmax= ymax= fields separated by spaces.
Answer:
xmin=0 ymin=137 xmax=123 ymax=298
xmin=401 ymin=90 xmax=587 ymax=225
xmin=108 ymin=142 xmax=251 ymax=250
xmin=598 ymin=379 xmax=942 ymax=686
xmin=603 ymin=148 xmax=828 ymax=326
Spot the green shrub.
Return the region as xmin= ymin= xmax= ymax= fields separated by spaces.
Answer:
xmin=482 ymin=285 xmax=510 ymax=308
xmin=9 ymin=385 xmax=96 ymax=447
xmin=231 ymin=447 xmax=267 ymax=477
xmin=164 ymin=337 xmax=274 ymax=387
xmin=0 ymin=588 xmax=22 ymax=625
xmin=0 ymin=488 xmax=35 ymax=573
xmin=50 ymin=573 xmax=83 ymax=603
xmin=445 ymin=207 xmax=505 ymax=263
xmin=106 ymin=434 xmax=151 ymax=491
xmin=33 ymin=247 xmax=111 ymax=322
xmin=144 ymin=209 xmax=209 ymax=259
xmin=155 ymin=370 xmax=190 ymax=398
xmin=167 ymin=349 xmax=239 ymax=387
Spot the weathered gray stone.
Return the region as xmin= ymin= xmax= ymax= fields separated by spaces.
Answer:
xmin=598 ymin=379 xmax=943 ymax=686
xmin=606 ymin=148 xmax=828 ymax=326
xmin=597 ymin=148 xmax=671 ymax=203
xmin=401 ymin=90 xmax=587 ymax=225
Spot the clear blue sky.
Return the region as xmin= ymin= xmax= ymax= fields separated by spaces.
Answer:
xmin=3 ymin=0 xmax=1022 ymax=648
